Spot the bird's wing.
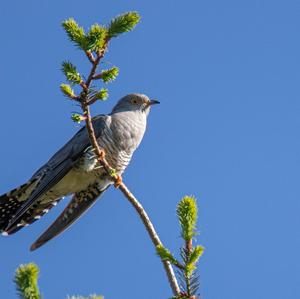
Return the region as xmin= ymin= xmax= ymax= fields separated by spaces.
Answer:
xmin=4 ymin=115 xmax=108 ymax=232
xmin=30 ymin=183 xmax=109 ymax=251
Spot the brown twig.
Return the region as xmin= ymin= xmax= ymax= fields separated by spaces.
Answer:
xmin=92 ymin=73 xmax=103 ymax=80
xmin=86 ymin=96 xmax=99 ymax=106
xmin=85 ymin=50 xmax=95 ymax=64
xmin=78 ymin=49 xmax=181 ymax=296
xmin=186 ymin=239 xmax=193 ymax=254
xmin=183 ymin=238 xmax=193 ymax=298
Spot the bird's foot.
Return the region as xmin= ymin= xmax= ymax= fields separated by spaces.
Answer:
xmin=94 ymin=165 xmax=103 ymax=170
xmin=114 ymin=174 xmax=122 ymax=188
xmin=99 ymin=150 xmax=106 ymax=159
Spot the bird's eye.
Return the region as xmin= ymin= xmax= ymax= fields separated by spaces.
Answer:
xmin=131 ymin=99 xmax=138 ymax=104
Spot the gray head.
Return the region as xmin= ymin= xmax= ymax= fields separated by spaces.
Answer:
xmin=111 ymin=93 xmax=160 ymax=115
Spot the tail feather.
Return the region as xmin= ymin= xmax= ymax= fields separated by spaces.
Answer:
xmin=0 ymin=179 xmax=39 ymax=232
xmin=30 ymin=184 xmax=109 ymax=251
xmin=5 ymin=197 xmax=64 ymax=235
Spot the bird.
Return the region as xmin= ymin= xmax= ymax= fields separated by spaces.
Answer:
xmin=0 ymin=93 xmax=159 ymax=250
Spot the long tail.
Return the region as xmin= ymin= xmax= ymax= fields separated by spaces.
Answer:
xmin=30 ymin=184 xmax=109 ymax=251
xmin=0 ymin=179 xmax=40 ymax=233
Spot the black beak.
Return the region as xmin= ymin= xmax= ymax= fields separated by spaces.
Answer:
xmin=149 ymin=99 xmax=160 ymax=106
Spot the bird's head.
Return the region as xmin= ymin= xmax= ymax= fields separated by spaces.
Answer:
xmin=111 ymin=94 xmax=160 ymax=115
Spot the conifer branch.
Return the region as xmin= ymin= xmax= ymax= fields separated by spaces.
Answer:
xmin=14 ymin=263 xmax=41 ymax=299
xmin=107 ymin=12 xmax=140 ymax=38
xmin=93 ymin=66 xmax=119 ymax=82
xmin=14 ymin=264 xmax=103 ymax=299
xmin=157 ymin=196 xmax=204 ymax=299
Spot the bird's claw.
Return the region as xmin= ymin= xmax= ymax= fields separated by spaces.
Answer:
xmin=94 ymin=165 xmax=103 ymax=170
xmin=114 ymin=174 xmax=122 ymax=188
xmin=99 ymin=150 xmax=105 ymax=159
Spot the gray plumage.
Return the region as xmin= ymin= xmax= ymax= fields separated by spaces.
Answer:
xmin=0 ymin=93 xmax=159 ymax=250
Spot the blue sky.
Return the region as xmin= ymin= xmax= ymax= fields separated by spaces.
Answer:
xmin=0 ymin=1 xmax=300 ymax=298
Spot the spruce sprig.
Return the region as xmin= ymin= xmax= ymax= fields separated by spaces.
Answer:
xmin=60 ymin=83 xmax=76 ymax=99
xmin=86 ymin=24 xmax=107 ymax=52
xmin=14 ymin=263 xmax=41 ymax=299
xmin=60 ymin=13 xmax=141 ymax=104
xmin=62 ymin=18 xmax=87 ymax=50
xmin=93 ymin=88 xmax=109 ymax=101
xmin=14 ymin=263 xmax=103 ymax=299
xmin=177 ymin=196 xmax=198 ymax=241
xmin=61 ymin=61 xmax=82 ymax=84
xmin=71 ymin=113 xmax=86 ymax=124
xmin=156 ymin=196 xmax=203 ymax=298
xmin=188 ymin=246 xmax=204 ymax=268
xmin=100 ymin=67 xmax=119 ymax=83
xmin=156 ymin=244 xmax=183 ymax=269
xmin=108 ymin=12 xmax=141 ymax=38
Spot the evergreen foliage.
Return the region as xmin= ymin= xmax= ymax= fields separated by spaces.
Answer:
xmin=100 ymin=67 xmax=119 ymax=83
xmin=107 ymin=12 xmax=140 ymax=38
xmin=62 ymin=18 xmax=87 ymax=50
xmin=188 ymin=246 xmax=204 ymax=270
xmin=14 ymin=263 xmax=103 ymax=299
xmin=156 ymin=244 xmax=183 ymax=268
xmin=61 ymin=61 xmax=82 ymax=84
xmin=92 ymin=88 xmax=109 ymax=101
xmin=86 ymin=24 xmax=107 ymax=52
xmin=13 ymin=196 xmax=203 ymax=299
xmin=177 ymin=196 xmax=198 ymax=241
xmin=71 ymin=113 xmax=85 ymax=124
xmin=157 ymin=196 xmax=204 ymax=298
xmin=60 ymin=83 xmax=75 ymax=98
xmin=14 ymin=263 xmax=41 ymax=299
xmin=60 ymin=13 xmax=140 ymax=103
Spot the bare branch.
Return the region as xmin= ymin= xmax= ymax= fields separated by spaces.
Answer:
xmin=92 ymin=73 xmax=103 ymax=80
xmin=85 ymin=50 xmax=95 ymax=63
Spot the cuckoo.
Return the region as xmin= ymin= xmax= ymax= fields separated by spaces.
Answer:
xmin=0 ymin=93 xmax=159 ymax=250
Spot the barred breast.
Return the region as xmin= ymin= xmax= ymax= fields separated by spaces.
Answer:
xmin=70 ymin=110 xmax=147 ymax=191
xmin=97 ymin=110 xmax=147 ymax=174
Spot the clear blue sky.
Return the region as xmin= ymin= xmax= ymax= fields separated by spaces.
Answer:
xmin=0 ymin=1 xmax=299 ymax=298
